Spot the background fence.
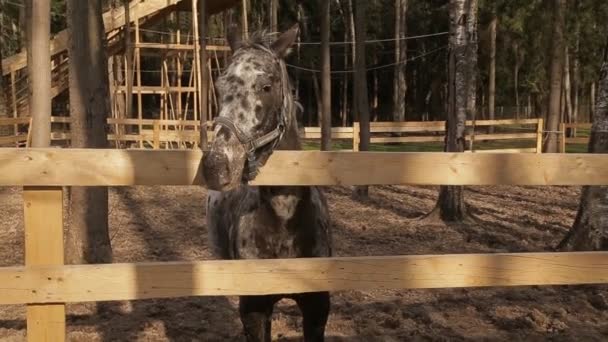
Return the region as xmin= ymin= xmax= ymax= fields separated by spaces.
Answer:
xmin=1 ymin=117 xmax=546 ymax=153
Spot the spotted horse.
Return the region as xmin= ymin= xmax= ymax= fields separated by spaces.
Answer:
xmin=202 ymin=25 xmax=332 ymax=342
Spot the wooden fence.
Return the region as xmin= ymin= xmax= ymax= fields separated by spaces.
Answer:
xmin=559 ymin=122 xmax=592 ymax=153
xmin=2 ymin=117 xmax=544 ymax=152
xmin=2 ymin=148 xmax=608 ymax=341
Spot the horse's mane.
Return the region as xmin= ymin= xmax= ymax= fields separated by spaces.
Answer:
xmin=240 ymin=30 xmax=275 ymax=49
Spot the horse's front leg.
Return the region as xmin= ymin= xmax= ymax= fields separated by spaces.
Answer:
xmin=295 ymin=291 xmax=330 ymax=342
xmin=239 ymin=295 xmax=279 ymax=342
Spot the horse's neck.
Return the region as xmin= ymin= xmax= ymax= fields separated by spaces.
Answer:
xmin=276 ymin=100 xmax=302 ymax=151
xmin=260 ymin=101 xmax=303 ymax=201
xmin=276 ymin=123 xmax=301 ymax=151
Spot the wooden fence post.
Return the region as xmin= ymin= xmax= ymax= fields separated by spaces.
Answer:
xmin=153 ymin=120 xmax=160 ymax=149
xmin=536 ymin=118 xmax=543 ymax=153
xmin=559 ymin=123 xmax=566 ymax=153
xmin=23 ymin=187 xmax=65 ymax=342
xmin=354 ymin=122 xmax=360 ymax=152
xmin=26 ymin=118 xmax=33 ymax=148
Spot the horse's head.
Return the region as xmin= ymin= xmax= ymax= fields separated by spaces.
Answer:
xmin=203 ymin=25 xmax=299 ymax=191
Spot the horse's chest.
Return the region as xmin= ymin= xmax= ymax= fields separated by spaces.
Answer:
xmin=236 ymin=220 xmax=300 ymax=259
xmin=236 ymin=195 xmax=301 ymax=259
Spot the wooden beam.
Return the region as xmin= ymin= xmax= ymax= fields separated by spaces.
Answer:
xmin=1 ymin=149 xmax=608 ymax=186
xmin=469 ymin=133 xmax=537 ymax=141
xmin=302 ymin=132 xmax=355 ymax=139
xmin=135 ymin=42 xmax=230 ymax=51
xmin=371 ymin=136 xmax=444 ymax=143
xmin=468 ymin=148 xmax=537 ymax=154
xmin=0 ymin=117 xmax=31 ymax=125
xmin=564 ymin=123 xmax=592 ymax=129
xmin=23 ymin=187 xmax=65 ymax=341
xmin=2 ymin=252 xmax=608 ymax=305
xmin=0 ymin=135 xmax=28 ymax=145
xmin=565 ymin=137 xmax=590 ymax=144
xmin=468 ymin=118 xmax=540 ymax=126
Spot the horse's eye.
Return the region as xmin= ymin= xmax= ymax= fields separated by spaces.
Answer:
xmin=262 ymin=84 xmax=272 ymax=93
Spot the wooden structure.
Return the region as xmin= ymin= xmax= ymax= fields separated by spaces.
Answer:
xmin=0 ymin=0 xmax=239 ymax=143
xmin=305 ymin=119 xmax=544 ymax=153
xmin=559 ymin=122 xmax=592 ymax=153
xmin=2 ymin=148 xmax=608 ymax=341
xmin=2 ymin=118 xmax=545 ymax=154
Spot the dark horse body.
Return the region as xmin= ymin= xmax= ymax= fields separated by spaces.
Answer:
xmin=202 ymin=26 xmax=331 ymax=342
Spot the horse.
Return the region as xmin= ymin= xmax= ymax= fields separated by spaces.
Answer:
xmin=202 ymin=25 xmax=332 ymax=342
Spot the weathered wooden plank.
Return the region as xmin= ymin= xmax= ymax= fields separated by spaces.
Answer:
xmin=23 ymin=187 xmax=65 ymax=341
xmin=469 ymin=118 xmax=540 ymax=126
xmin=115 ymin=86 xmax=197 ymax=94
xmin=107 ymin=118 xmax=200 ymax=126
xmin=470 ymin=133 xmax=537 ymax=141
xmin=565 ymin=137 xmax=590 ymax=144
xmin=1 ymin=149 xmax=608 ymax=186
xmin=1 ymin=252 xmax=608 ymax=305
xmin=0 ymin=135 xmax=27 ymax=145
xmin=0 ymin=117 xmax=31 ymax=125
xmin=50 ymin=116 xmax=71 ymax=124
xmin=303 ymin=127 xmax=355 ymax=133
xmin=302 ymin=132 xmax=355 ymax=139
xmin=136 ymin=42 xmax=230 ymax=51
xmin=371 ymin=136 xmax=445 ymax=143
xmin=564 ymin=123 xmax=592 ymax=129
xmin=468 ymin=148 xmax=537 ymax=154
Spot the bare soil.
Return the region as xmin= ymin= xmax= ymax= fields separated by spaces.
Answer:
xmin=1 ymin=184 xmax=607 ymax=341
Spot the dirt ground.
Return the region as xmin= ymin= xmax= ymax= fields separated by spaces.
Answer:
xmin=1 ymin=184 xmax=608 ymax=341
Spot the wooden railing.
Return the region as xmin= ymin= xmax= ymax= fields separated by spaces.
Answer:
xmin=559 ymin=122 xmax=592 ymax=153
xmin=2 ymin=117 xmax=545 ymax=153
xmin=2 ymin=149 xmax=608 ymax=341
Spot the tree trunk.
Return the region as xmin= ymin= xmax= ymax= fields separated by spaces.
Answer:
xmin=312 ymin=73 xmax=322 ymax=127
xmin=0 ymin=16 xmax=9 ymax=134
xmin=269 ymin=0 xmax=278 ymax=32
xmin=591 ymin=82 xmax=596 ymax=119
xmin=346 ymin=0 xmax=357 ymax=119
xmin=564 ymin=47 xmax=573 ymax=127
xmin=488 ymin=8 xmax=496 ymax=132
xmin=354 ymin=0 xmax=370 ymax=197
xmin=572 ymin=12 xmax=581 ymax=132
xmin=514 ymin=43 xmax=523 ymax=120
xmin=26 ymin=0 xmax=52 ymax=147
xmin=320 ymin=0 xmax=332 ymax=151
xmin=558 ymin=43 xmax=608 ymax=251
xmin=123 ymin=0 xmax=133 ymax=120
xmin=241 ymin=0 xmax=248 ymax=39
xmin=392 ymin=0 xmax=407 ymax=121
xmin=431 ymin=0 xmax=477 ymax=222
xmin=198 ymin=0 xmax=208 ymax=150
xmin=545 ymin=0 xmax=566 ymax=153
xmin=66 ymin=0 xmax=112 ymax=264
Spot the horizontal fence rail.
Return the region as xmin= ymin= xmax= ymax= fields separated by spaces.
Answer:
xmin=2 ymin=252 xmax=608 ymax=305
xmin=1 ymin=117 xmax=546 ymax=152
xmin=1 ymin=149 xmax=608 ymax=186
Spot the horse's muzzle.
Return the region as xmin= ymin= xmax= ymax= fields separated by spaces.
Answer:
xmin=202 ymin=151 xmax=239 ymax=191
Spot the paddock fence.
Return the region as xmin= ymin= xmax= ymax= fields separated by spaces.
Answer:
xmin=1 ymin=148 xmax=608 ymax=341
xmin=1 ymin=117 xmax=545 ymax=153
xmin=559 ymin=122 xmax=592 ymax=153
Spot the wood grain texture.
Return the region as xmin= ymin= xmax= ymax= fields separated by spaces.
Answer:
xmin=1 ymin=252 xmax=608 ymax=304
xmin=23 ymin=187 xmax=65 ymax=341
xmin=1 ymin=149 xmax=608 ymax=186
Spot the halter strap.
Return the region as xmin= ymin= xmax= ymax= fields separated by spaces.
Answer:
xmin=212 ymin=46 xmax=292 ymax=181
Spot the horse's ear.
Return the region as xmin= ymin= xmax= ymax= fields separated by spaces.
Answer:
xmin=271 ymin=24 xmax=299 ymax=58
xmin=227 ymin=24 xmax=243 ymax=52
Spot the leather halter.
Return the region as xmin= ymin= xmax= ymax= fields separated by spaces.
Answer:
xmin=212 ymin=44 xmax=292 ymax=182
